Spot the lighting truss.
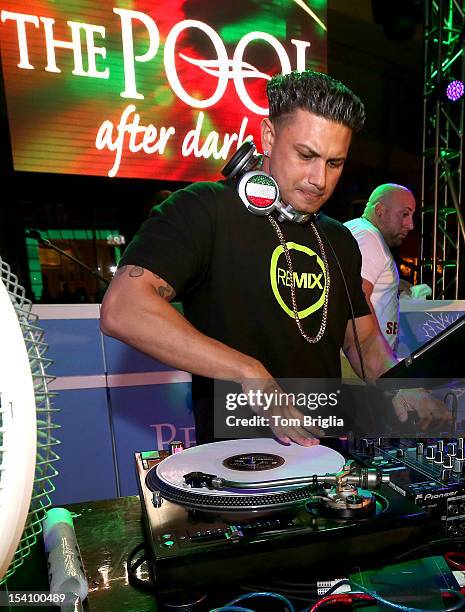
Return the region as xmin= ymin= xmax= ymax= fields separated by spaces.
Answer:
xmin=421 ymin=0 xmax=465 ymax=298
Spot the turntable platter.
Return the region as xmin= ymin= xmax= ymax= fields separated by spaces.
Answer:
xmin=157 ymin=439 xmax=345 ymax=493
xmin=147 ymin=439 xmax=345 ymax=511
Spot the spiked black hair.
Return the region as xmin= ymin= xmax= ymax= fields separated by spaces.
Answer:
xmin=267 ymin=70 xmax=366 ymax=132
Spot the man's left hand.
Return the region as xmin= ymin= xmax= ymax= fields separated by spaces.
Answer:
xmin=391 ymin=388 xmax=452 ymax=431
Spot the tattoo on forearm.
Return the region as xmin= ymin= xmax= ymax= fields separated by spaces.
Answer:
xmin=157 ymin=283 xmax=175 ymax=301
xmin=115 ymin=265 xmax=175 ymax=299
xmin=128 ymin=266 xmax=145 ymax=277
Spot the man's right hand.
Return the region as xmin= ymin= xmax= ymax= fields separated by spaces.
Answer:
xmin=102 ymin=269 xmax=323 ymax=446
xmin=241 ymin=376 xmax=323 ymax=446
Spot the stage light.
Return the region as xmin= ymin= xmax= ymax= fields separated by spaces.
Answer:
xmin=445 ymin=79 xmax=465 ymax=102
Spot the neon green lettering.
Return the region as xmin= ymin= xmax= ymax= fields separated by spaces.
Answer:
xmin=310 ymin=273 xmax=323 ymax=289
xmin=277 ymin=268 xmax=287 ymax=285
xmin=293 ymin=272 xmax=307 ymax=289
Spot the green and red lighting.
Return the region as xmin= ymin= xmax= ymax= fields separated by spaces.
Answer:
xmin=0 ymin=1 xmax=326 ymax=181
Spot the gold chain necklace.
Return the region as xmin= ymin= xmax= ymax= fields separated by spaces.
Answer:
xmin=267 ymin=215 xmax=330 ymax=343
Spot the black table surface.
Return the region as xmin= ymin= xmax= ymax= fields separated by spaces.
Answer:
xmin=2 ymin=496 xmax=156 ymax=612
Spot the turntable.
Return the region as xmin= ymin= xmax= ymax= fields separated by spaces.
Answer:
xmin=136 ymin=439 xmax=428 ymax=598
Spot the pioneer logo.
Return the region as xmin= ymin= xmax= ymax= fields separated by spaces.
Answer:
xmin=419 ymin=490 xmax=459 ymax=501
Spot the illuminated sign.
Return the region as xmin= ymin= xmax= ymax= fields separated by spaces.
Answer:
xmin=0 ymin=1 xmax=327 ymax=181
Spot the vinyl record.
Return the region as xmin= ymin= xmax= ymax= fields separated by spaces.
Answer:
xmin=148 ymin=439 xmax=345 ymax=511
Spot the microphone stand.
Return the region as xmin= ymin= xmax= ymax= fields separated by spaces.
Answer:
xmin=26 ymin=229 xmax=110 ymax=286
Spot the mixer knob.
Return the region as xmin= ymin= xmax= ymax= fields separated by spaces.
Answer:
xmin=416 ymin=442 xmax=424 ymax=456
xmin=457 ymin=448 xmax=465 ymax=461
xmin=441 ymin=468 xmax=451 ymax=482
xmin=361 ymin=438 xmax=370 ymax=452
xmin=437 ymin=440 xmax=445 ymax=452
xmin=360 ymin=438 xmax=375 ymax=455
xmin=457 ymin=438 xmax=464 ymax=451
xmin=396 ymin=448 xmax=405 ymax=459
xmin=443 ymin=454 xmax=453 ymax=469
xmin=447 ymin=442 xmax=457 ymax=457
xmin=425 ymin=445 xmax=436 ymax=460
xmin=453 ymin=458 xmax=463 ymax=474
xmin=434 ymin=451 xmax=444 ymax=464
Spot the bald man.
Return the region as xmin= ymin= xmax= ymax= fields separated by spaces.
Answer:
xmin=344 ymin=184 xmax=416 ymax=352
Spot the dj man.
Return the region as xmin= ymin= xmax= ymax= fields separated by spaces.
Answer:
xmin=101 ymin=70 xmax=448 ymax=445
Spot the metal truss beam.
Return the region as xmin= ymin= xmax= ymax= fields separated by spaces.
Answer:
xmin=421 ymin=0 xmax=465 ymax=298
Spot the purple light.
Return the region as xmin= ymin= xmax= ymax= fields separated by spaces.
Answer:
xmin=446 ymin=80 xmax=465 ymax=102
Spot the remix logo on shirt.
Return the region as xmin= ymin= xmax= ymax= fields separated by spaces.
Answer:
xmin=269 ymin=242 xmax=327 ymax=319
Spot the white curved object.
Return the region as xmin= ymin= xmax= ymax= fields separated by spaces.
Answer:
xmin=0 ymin=278 xmax=37 ymax=579
xmin=157 ymin=438 xmax=345 ymax=495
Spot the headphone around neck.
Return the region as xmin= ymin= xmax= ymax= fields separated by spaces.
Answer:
xmin=221 ymin=141 xmax=314 ymax=224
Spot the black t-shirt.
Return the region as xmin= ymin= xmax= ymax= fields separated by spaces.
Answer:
xmin=120 ymin=181 xmax=370 ymax=442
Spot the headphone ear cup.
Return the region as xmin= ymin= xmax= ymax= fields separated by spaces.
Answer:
xmin=221 ymin=141 xmax=256 ymax=179
xmin=236 ymin=171 xmax=280 ymax=215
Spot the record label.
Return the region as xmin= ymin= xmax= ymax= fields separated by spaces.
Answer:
xmin=223 ymin=453 xmax=284 ymax=471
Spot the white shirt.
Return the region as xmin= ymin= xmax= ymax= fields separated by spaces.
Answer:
xmin=344 ymin=217 xmax=399 ymax=350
